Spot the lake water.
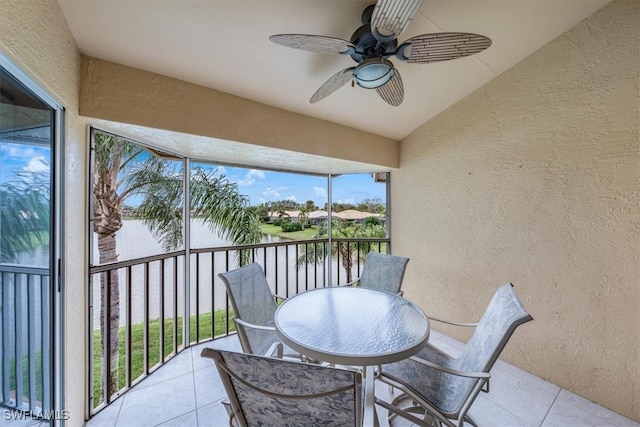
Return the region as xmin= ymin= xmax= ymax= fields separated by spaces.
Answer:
xmin=89 ymin=220 xmax=345 ymax=328
xmin=7 ymin=220 xmax=352 ymax=330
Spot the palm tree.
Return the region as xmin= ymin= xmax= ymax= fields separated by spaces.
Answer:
xmin=276 ymin=208 xmax=289 ymax=223
xmin=298 ymin=205 xmax=309 ymax=228
xmin=93 ymin=131 xmax=261 ymax=393
xmin=298 ymin=218 xmax=386 ymax=283
xmin=304 ymin=200 xmax=317 ymax=212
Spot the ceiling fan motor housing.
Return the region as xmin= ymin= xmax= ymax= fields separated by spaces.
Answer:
xmin=349 ymin=24 xmax=397 ymax=63
xmin=349 ymin=18 xmax=398 ymax=89
xmin=268 ymin=0 xmax=491 ymax=105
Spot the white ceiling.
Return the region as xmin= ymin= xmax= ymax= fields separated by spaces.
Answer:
xmin=58 ymin=0 xmax=611 ymax=142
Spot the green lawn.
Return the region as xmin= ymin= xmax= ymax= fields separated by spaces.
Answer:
xmin=93 ymin=309 xmax=235 ymax=406
xmin=261 ymin=224 xmax=319 ymax=240
xmin=8 ymin=353 xmax=44 ymax=406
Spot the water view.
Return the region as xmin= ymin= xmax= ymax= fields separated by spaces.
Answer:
xmin=89 ymin=220 xmax=338 ymax=328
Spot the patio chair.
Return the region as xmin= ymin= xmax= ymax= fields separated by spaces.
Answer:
xmin=347 ymin=251 xmax=409 ymax=295
xmin=201 ymin=348 xmax=363 ymax=427
xmin=375 ymin=283 xmax=532 ymax=427
xmin=219 ymin=263 xmax=298 ymax=358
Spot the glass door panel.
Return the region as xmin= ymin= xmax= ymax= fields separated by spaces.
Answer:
xmin=0 ymin=65 xmax=54 ymax=421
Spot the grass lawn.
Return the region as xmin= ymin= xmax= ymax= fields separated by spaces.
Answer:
xmin=8 ymin=353 xmax=44 ymax=406
xmin=92 ymin=309 xmax=235 ymax=406
xmin=261 ymin=224 xmax=318 ymax=240
xmin=261 ymin=224 xmax=388 ymax=253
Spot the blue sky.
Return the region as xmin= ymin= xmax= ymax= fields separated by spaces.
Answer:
xmin=0 ymin=143 xmax=50 ymax=183
xmin=0 ymin=141 xmax=386 ymax=208
xmin=213 ymin=165 xmax=387 ymax=207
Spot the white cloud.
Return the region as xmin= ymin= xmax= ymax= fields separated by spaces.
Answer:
xmin=237 ymin=169 xmax=266 ymax=186
xmin=336 ymin=198 xmax=356 ymax=205
xmin=217 ymin=165 xmax=227 ymax=175
xmin=262 ymin=186 xmax=289 ymax=199
xmin=250 ymin=169 xmax=265 ymax=179
xmin=1 ymin=145 xmax=41 ymax=159
xmin=285 ymin=195 xmax=297 ymax=201
xmin=23 ymin=157 xmax=49 ymax=173
xmin=313 ymin=187 xmax=327 ymax=199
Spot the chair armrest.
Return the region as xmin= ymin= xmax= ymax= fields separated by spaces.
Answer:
xmin=233 ymin=319 xmax=284 ymax=358
xmin=266 ymin=342 xmax=284 ymax=358
xmin=341 ymin=279 xmax=360 ymax=287
xmin=233 ymin=317 xmax=277 ymax=332
xmin=407 ymin=356 xmax=490 ymax=379
xmin=427 ymin=315 xmax=478 ymax=328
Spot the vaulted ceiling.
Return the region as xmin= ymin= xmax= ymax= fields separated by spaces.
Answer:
xmin=58 ymin=0 xmax=611 ymax=143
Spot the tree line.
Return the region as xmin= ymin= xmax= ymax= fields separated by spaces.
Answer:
xmin=248 ymin=198 xmax=386 ymax=222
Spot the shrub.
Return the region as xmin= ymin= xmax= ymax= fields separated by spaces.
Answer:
xmin=364 ymin=216 xmax=380 ymax=227
xmin=281 ymin=221 xmax=302 ymax=232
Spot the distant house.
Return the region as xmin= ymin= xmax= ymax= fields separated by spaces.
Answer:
xmin=333 ymin=209 xmax=385 ymax=225
xmin=267 ymin=209 xmax=384 ymax=225
xmin=308 ymin=210 xmax=328 ymax=225
xmin=267 ymin=210 xmax=297 ymax=222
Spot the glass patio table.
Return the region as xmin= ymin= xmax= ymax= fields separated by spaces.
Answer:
xmin=275 ymin=286 xmax=430 ymax=426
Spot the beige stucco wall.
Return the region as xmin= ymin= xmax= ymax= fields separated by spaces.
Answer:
xmin=393 ymin=0 xmax=639 ymax=421
xmin=0 ymin=0 xmax=86 ymax=425
xmin=0 ymin=1 xmax=397 ymax=424
xmin=79 ymin=57 xmax=399 ymax=169
xmin=3 ymin=0 xmax=638 ymax=423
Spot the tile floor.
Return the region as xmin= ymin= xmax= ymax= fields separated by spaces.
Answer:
xmin=4 ymin=332 xmax=637 ymax=427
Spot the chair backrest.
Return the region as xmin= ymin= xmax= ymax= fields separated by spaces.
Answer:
xmin=449 ymin=284 xmax=532 ymax=411
xmin=358 ymin=252 xmax=410 ymax=294
xmin=202 ymin=348 xmax=363 ymax=427
xmin=218 ymin=263 xmax=278 ymax=355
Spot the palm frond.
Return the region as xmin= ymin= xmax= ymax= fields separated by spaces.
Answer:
xmin=190 ymin=168 xmax=262 ymax=249
xmin=130 ymin=159 xmax=185 ymax=251
xmin=92 ymin=130 xmax=262 ymax=260
xmin=296 ymin=243 xmax=328 ymax=269
xmin=0 ymin=171 xmax=50 ymax=262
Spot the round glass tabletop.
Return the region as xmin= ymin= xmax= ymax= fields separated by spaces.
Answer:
xmin=275 ymin=286 xmax=430 ymax=366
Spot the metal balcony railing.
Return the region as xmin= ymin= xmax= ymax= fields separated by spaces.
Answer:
xmin=88 ymin=237 xmax=389 ymax=414
xmin=0 ymin=264 xmax=51 ymax=415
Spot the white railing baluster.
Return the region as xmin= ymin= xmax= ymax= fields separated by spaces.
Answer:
xmin=28 ymin=274 xmax=37 ymax=411
xmin=15 ymin=273 xmax=25 ymax=409
xmin=1 ymin=272 xmax=9 ymax=405
xmin=41 ymin=275 xmax=51 ymax=414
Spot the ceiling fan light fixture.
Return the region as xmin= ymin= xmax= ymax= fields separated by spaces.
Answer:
xmin=269 ymin=0 xmax=491 ymax=105
xmin=353 ymin=57 xmax=394 ymax=89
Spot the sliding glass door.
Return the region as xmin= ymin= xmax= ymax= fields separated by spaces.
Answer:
xmin=0 ymin=57 xmax=62 ymax=424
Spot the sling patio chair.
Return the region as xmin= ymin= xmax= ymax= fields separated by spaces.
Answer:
xmin=375 ymin=283 xmax=533 ymax=427
xmin=201 ymin=348 xmax=363 ymax=427
xmin=219 ymin=263 xmax=299 ymax=359
xmin=346 ymin=251 xmax=410 ymax=296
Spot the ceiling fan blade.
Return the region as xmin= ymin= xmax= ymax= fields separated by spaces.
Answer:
xmin=310 ymin=67 xmax=356 ymax=104
xmin=376 ymin=69 xmax=404 ymax=106
xmin=269 ymin=34 xmax=356 ymax=55
xmin=371 ymin=0 xmax=423 ymax=41
xmin=396 ymin=32 xmax=492 ymax=64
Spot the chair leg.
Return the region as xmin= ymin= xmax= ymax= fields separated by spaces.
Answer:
xmin=222 ymin=400 xmax=237 ymax=427
xmin=383 ymin=393 xmax=443 ymax=426
xmin=463 ymin=414 xmax=481 ymax=427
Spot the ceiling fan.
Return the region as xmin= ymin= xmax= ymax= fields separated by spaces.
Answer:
xmin=269 ymin=0 xmax=491 ymax=106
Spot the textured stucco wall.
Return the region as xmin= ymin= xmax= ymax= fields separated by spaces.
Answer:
xmin=393 ymin=0 xmax=639 ymax=420
xmin=0 ymin=0 xmax=85 ymax=425
xmin=79 ymin=57 xmax=399 ymax=168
